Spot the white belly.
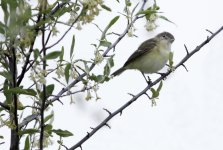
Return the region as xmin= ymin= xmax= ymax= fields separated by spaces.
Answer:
xmin=126 ymin=48 xmax=170 ymax=73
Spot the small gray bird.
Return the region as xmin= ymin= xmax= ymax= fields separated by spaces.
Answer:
xmin=112 ymin=32 xmax=175 ymax=76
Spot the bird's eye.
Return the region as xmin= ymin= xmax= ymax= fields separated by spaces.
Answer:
xmin=162 ymin=35 xmax=166 ymax=38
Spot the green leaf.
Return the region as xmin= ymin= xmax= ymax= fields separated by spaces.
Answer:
xmin=89 ymin=74 xmax=109 ymax=83
xmin=52 ymin=129 xmax=73 ymax=137
xmin=104 ymin=64 xmax=110 ymax=76
xmin=108 ymin=56 xmax=114 ymax=68
xmin=45 ymin=51 xmax=61 ymax=60
xmin=126 ymin=1 xmax=131 ymax=6
xmin=137 ymin=9 xmax=157 ymax=16
xmin=84 ymin=62 xmax=90 ymax=74
xmin=33 ymin=49 xmax=40 ymax=60
xmin=151 ymin=81 xmax=163 ymax=99
xmin=6 ymin=87 xmax=37 ymax=96
xmin=159 ymin=15 xmax=175 ymax=25
xmin=44 ymin=113 xmax=54 ymax=123
xmin=107 ymin=16 xmax=119 ymax=30
xmin=151 ymin=88 xmax=158 ymax=98
xmin=0 ymin=21 xmax=5 ymax=34
xmin=1 ymin=0 xmax=9 ymax=24
xmin=70 ymin=35 xmax=75 ymax=58
xmin=101 ymin=16 xmax=119 ymax=40
xmin=101 ymin=4 xmax=111 ymax=11
xmin=65 ymin=63 xmax=71 ymax=83
xmin=60 ymin=46 xmax=64 ymax=62
xmin=3 ymin=80 xmax=12 ymax=104
xmin=24 ymin=136 xmax=30 ymax=150
xmin=100 ymin=40 xmax=111 ymax=47
xmin=18 ymin=129 xmax=38 ymax=135
xmin=46 ymin=84 xmax=54 ymax=97
xmin=45 ymin=124 xmax=53 ymax=131
xmin=0 ymin=71 xmax=12 ymax=82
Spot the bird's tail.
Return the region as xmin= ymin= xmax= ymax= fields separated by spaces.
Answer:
xmin=111 ymin=67 xmax=126 ymax=76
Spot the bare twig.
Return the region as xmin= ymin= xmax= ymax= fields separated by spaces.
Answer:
xmin=181 ymin=64 xmax=189 ymax=72
xmin=39 ymin=1 xmax=47 ymax=149
xmin=206 ymin=29 xmax=214 ymax=34
xmin=103 ymin=108 xmax=112 ymax=115
xmin=45 ymin=5 xmax=84 ymax=50
xmin=184 ymin=44 xmax=189 ymax=55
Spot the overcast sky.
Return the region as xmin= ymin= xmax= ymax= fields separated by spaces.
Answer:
xmin=1 ymin=0 xmax=223 ymax=149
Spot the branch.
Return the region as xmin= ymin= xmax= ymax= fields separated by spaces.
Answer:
xmin=40 ymin=1 xmax=47 ymax=149
xmin=45 ymin=1 xmax=82 ymax=50
xmin=68 ymin=26 xmax=223 ymax=150
xmin=0 ymin=101 xmax=10 ymax=110
xmin=17 ymin=0 xmax=72 ymax=86
xmin=50 ymin=0 xmax=147 ymax=104
xmin=18 ymin=0 xmax=146 ymax=131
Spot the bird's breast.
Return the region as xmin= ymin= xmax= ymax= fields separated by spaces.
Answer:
xmin=127 ymin=47 xmax=170 ymax=73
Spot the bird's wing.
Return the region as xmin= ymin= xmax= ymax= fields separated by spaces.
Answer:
xmin=123 ymin=38 xmax=157 ymax=66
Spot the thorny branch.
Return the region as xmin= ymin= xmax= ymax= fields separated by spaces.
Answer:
xmin=68 ymin=26 xmax=223 ymax=150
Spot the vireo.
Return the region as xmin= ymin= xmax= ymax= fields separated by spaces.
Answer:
xmin=112 ymin=32 xmax=175 ymax=76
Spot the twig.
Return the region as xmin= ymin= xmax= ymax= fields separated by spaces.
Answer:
xmin=181 ymin=64 xmax=188 ymax=72
xmin=206 ymin=29 xmax=214 ymax=34
xmin=39 ymin=1 xmax=47 ymax=149
xmin=0 ymin=101 xmax=10 ymax=110
xmin=184 ymin=44 xmax=189 ymax=55
xmin=45 ymin=5 xmax=84 ymax=50
xmin=103 ymin=108 xmax=112 ymax=115
xmin=68 ymin=25 xmax=223 ymax=150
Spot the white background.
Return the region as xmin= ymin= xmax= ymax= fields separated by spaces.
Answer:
xmin=1 ymin=0 xmax=223 ymax=149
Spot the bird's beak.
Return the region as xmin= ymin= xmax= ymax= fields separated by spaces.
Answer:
xmin=170 ymin=38 xmax=175 ymax=43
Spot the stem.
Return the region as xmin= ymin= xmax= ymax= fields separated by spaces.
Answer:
xmin=39 ymin=1 xmax=47 ymax=149
xmin=9 ymin=46 xmax=19 ymax=150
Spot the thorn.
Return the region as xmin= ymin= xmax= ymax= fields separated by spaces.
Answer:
xmin=57 ymin=99 xmax=64 ymax=105
xmin=80 ymin=145 xmax=83 ymax=150
xmin=181 ymin=64 xmax=189 ymax=72
xmin=206 ymin=29 xmax=214 ymax=34
xmin=104 ymin=123 xmax=111 ymax=129
xmin=103 ymin=108 xmax=112 ymax=115
xmin=120 ymin=111 xmax=122 ymax=116
xmin=133 ymin=34 xmax=138 ymax=38
xmin=206 ymin=36 xmax=210 ymax=42
xmin=113 ymin=47 xmax=116 ymax=52
xmin=184 ymin=44 xmax=189 ymax=55
xmin=127 ymin=93 xmax=135 ymax=97
xmin=87 ymin=132 xmax=90 ymax=137
xmin=111 ymin=32 xmax=121 ymax=36
xmin=90 ymin=127 xmax=94 ymax=130
xmin=144 ymin=93 xmax=151 ymax=99
xmin=156 ymin=72 xmax=167 ymax=77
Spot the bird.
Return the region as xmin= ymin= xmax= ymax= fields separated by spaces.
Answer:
xmin=111 ymin=32 xmax=175 ymax=78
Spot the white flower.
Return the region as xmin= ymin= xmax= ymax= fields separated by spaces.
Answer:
xmin=145 ymin=21 xmax=157 ymax=31
xmin=85 ymin=90 xmax=93 ymax=101
xmin=94 ymin=50 xmax=104 ymax=64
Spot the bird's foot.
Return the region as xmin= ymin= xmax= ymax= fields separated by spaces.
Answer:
xmin=141 ymin=72 xmax=152 ymax=85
